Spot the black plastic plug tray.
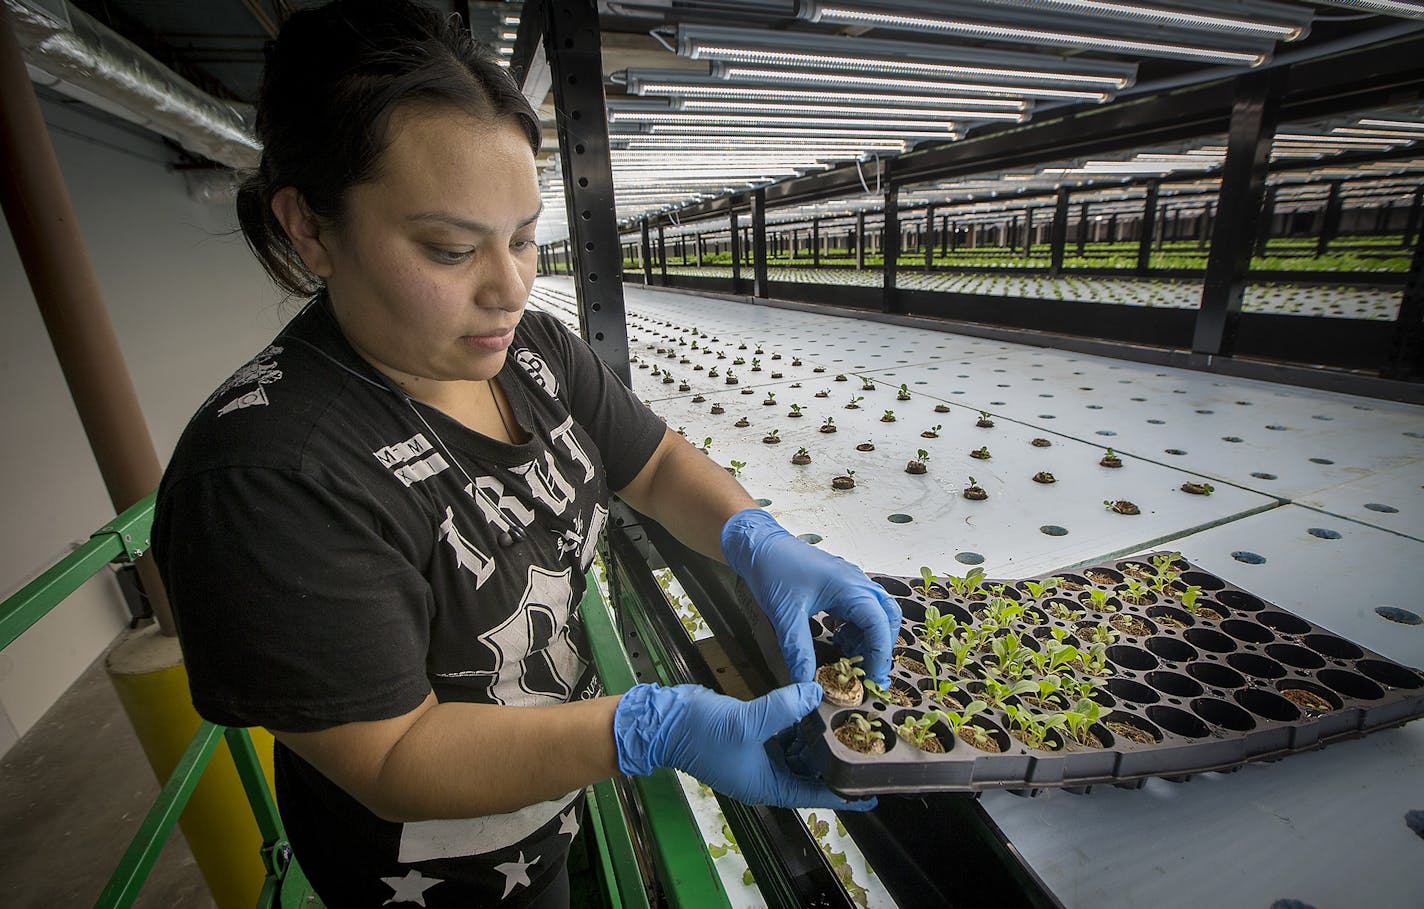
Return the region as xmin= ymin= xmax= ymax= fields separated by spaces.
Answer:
xmin=802 ymin=552 xmax=1424 ymax=797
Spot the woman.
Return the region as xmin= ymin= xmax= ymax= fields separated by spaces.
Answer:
xmin=153 ymin=1 xmax=901 ymax=906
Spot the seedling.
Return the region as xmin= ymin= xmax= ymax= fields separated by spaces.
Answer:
xmin=897 ymin=383 xmax=911 ymax=401
xmin=815 ymin=388 xmax=830 ymax=398
xmin=922 ymin=424 xmax=942 ymax=438
xmin=1086 ymin=588 xmax=1116 ymax=611
xmin=919 ymin=566 xmax=937 ymax=596
xmin=763 ymin=391 xmax=776 ymax=404
xmin=982 ymin=677 xmax=1039 ymax=709
xmin=970 ymin=446 xmax=991 ymax=460
xmin=1122 ymin=578 xmax=1150 ymax=604
xmin=826 ymin=655 xmax=865 ymax=690
xmin=895 ymin=711 xmax=944 ymax=750
xmin=1181 ymin=585 xmax=1203 ymax=613
xmin=964 ymin=476 xmax=987 ymax=500
xmin=1022 ymin=580 xmax=1053 ymax=599
xmin=763 ymin=428 xmax=781 ymax=443
xmin=976 ymin=411 xmax=995 ymax=428
xmin=751 ymin=357 xmax=762 ymax=371
xmin=700 ymin=437 xmax=713 ymax=453
xmin=788 ymin=403 xmax=803 ymax=416
xmin=946 ymin=567 xmax=986 ymax=598
xmin=942 ymin=700 xmax=991 ymax=748
xmin=846 ymin=395 xmax=864 ymax=409
xmin=921 ymin=604 xmax=958 ymax=653
xmin=1062 ymin=697 xmax=1102 ymax=746
xmin=836 ymin=713 xmax=884 ymax=753
xmin=1002 ymin=704 xmax=1064 ymax=750
xmin=882 ymin=410 xmax=896 ymax=422
xmin=728 ymin=460 xmax=746 ymax=478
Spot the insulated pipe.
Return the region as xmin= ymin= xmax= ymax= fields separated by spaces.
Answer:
xmin=0 ymin=5 xmax=174 ymax=633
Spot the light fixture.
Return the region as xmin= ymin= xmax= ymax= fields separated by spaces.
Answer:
xmin=1357 ymin=118 xmax=1424 ymax=131
xmin=670 ymin=24 xmax=1135 ymax=87
xmin=1332 ymin=127 xmax=1424 ymax=140
xmin=647 ymin=124 xmax=961 ymax=139
xmin=676 ymin=100 xmax=1026 ymax=121
xmin=611 ymin=112 xmax=958 ymax=131
xmin=625 ymin=76 xmax=1030 ymax=110
xmin=972 ymin=0 xmax=1310 ymax=41
xmin=719 ymin=66 xmax=1111 ymax=101
xmin=798 ymin=3 xmax=1272 ymax=66
xmin=1307 ymin=0 xmax=1424 ymax=20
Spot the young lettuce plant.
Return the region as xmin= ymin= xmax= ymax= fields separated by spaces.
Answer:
xmin=918 ymin=566 xmax=937 ymax=597
xmin=1062 ymin=698 xmax=1103 ymax=747
xmin=1002 ymin=704 xmax=1065 ymax=750
xmin=981 ymin=677 xmax=1039 ymax=709
xmin=946 ymin=567 xmax=986 ymax=598
xmin=942 ymin=700 xmax=992 ymax=748
xmin=895 ymin=711 xmax=945 ymax=750
xmin=920 ymin=604 xmax=957 ymax=653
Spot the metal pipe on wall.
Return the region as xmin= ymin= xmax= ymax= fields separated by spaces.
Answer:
xmin=0 ymin=4 xmax=173 ymax=634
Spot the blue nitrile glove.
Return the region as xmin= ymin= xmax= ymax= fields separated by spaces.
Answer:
xmin=721 ymin=508 xmax=902 ymax=689
xmin=613 ymin=681 xmax=875 ymax=810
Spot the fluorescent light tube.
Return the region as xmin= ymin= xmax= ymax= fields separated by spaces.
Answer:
xmin=1307 ymin=1 xmax=1424 ymax=19
xmin=679 ymin=100 xmax=1025 ymax=120
xmin=973 ymin=0 xmax=1308 ymax=41
xmin=720 ymin=66 xmax=1110 ymax=101
xmin=1357 ymin=118 xmax=1424 ymax=131
xmin=806 ymin=5 xmax=1269 ymax=65
xmin=648 ymin=124 xmax=960 ymax=139
xmin=611 ymin=112 xmax=958 ymax=130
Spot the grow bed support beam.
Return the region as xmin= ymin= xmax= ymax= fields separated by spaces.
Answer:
xmin=657 ymin=220 xmax=667 ymax=284
xmin=1137 ymin=180 xmax=1160 ymax=276
xmin=1049 ymin=187 xmax=1071 ymax=276
xmin=728 ymin=201 xmax=742 ymax=291
xmin=640 ymin=217 xmax=653 ymax=287
xmin=538 ymin=0 xmax=629 ymax=382
xmin=883 ymin=178 xmax=902 ymax=314
xmin=751 ymin=188 xmax=768 ymax=299
xmin=1193 ymin=68 xmax=1285 ymax=359
xmin=1381 ymin=225 xmax=1424 ymax=381
xmin=854 ymin=210 xmax=866 ymax=271
xmin=1317 ymin=180 xmax=1344 ymax=258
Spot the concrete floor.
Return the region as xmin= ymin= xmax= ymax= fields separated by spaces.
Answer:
xmin=0 ymin=648 xmax=215 ymax=908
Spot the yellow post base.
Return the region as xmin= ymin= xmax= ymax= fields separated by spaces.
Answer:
xmin=106 ymin=625 xmax=277 ymax=909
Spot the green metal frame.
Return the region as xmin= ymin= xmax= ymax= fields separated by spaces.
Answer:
xmin=579 ymin=567 xmax=734 ymax=909
xmin=0 ymin=493 xmax=717 ymax=908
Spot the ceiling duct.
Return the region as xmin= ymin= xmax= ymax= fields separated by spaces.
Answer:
xmin=5 ymin=0 xmax=259 ymax=170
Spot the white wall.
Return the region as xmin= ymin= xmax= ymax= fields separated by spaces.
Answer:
xmin=0 ymin=90 xmax=288 ymax=754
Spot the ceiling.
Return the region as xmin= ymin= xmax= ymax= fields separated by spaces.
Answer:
xmin=41 ymin=0 xmax=1424 ymax=243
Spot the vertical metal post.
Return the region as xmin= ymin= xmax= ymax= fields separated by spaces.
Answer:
xmin=1317 ymin=180 xmax=1343 ymax=257
xmin=1404 ymin=186 xmax=1423 ymax=247
xmin=1049 ymin=187 xmax=1070 ymax=275
xmin=540 ymin=0 xmax=629 ymax=382
xmin=1254 ymin=187 xmax=1277 ymax=257
xmin=696 ymin=232 xmax=703 ymax=267
xmin=656 ymin=220 xmax=667 ymax=283
xmin=1381 ymin=223 xmax=1424 ymax=380
xmin=0 ymin=2 xmax=175 ymax=633
xmin=940 ymin=215 xmax=949 ymax=256
xmin=924 ymin=204 xmax=935 ymax=272
xmin=855 ymin=209 xmax=866 ymax=270
xmin=1193 ymin=69 xmax=1283 ymax=358
xmin=1076 ymin=202 xmax=1090 ymax=253
xmin=751 ymin=188 xmax=768 ymax=298
xmin=729 ymin=202 xmax=742 ymax=290
xmin=639 ymin=217 xmax=652 ymax=285
xmin=1137 ymin=180 xmax=1160 ymax=275
xmin=812 ymin=217 xmax=821 ymax=267
xmin=1007 ymin=213 xmax=1018 ymax=254
xmin=883 ymin=179 xmax=901 ymax=314
xmin=1108 ymin=212 xmax=1119 ymax=245
xmin=1023 ymin=208 xmax=1034 ymax=257
xmin=947 ymin=219 xmax=956 ymax=253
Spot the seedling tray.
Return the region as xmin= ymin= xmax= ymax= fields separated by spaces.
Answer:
xmin=800 ymin=552 xmax=1424 ymax=797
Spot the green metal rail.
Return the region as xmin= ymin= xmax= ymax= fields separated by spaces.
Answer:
xmin=1 ymin=494 xmax=708 ymax=908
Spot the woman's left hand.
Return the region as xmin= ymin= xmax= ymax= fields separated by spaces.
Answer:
xmin=721 ymin=508 xmax=902 ymax=688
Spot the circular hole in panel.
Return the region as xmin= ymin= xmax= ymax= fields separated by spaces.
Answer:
xmin=1147 ymin=705 xmax=1211 ymax=739
xmin=1251 ymin=472 xmax=1277 ymax=480
xmin=1257 ymin=611 xmax=1311 ymax=635
xmin=1221 ymin=619 xmax=1274 ymax=645
xmin=1265 ymin=643 xmax=1326 ymax=670
xmin=1188 ymin=662 xmax=1245 ymax=688
xmin=1181 ymin=571 xmax=1225 ymax=592
xmin=1231 ymin=551 xmax=1267 ymax=565
xmin=1192 ymin=697 xmax=1256 ymax=731
xmin=1185 ymin=627 xmax=1237 ymax=653
xmin=1364 ymin=503 xmax=1399 ymax=513
xmin=1235 ymin=688 xmax=1301 ymax=722
xmin=1039 ymin=525 xmax=1069 ymax=536
xmin=1146 ymin=671 xmax=1204 ymax=698
xmin=755 ymin=498 xmax=773 ymax=507
xmin=1317 ymin=668 xmax=1385 ymax=701
xmin=1309 ymin=457 xmax=1334 ymax=465
xmin=1375 ymin=606 xmax=1422 ymax=625
xmin=1096 ymin=430 xmax=1117 ymax=436
xmin=956 ymin=552 xmax=985 ymax=565
xmin=1356 ymin=659 xmax=1424 ymax=690
xmin=1106 ymin=678 xmax=1160 ymax=705
xmin=1266 ymin=425 xmax=1288 ymax=431
xmin=1276 ymin=680 xmax=1342 ymax=713
xmin=887 ymin=513 xmax=913 ymax=524
xmin=1216 ymin=589 xmax=1264 ymax=612
xmin=1222 ymin=436 xmax=1243 ymax=443
xmin=1164 ymin=448 xmax=1186 ymax=455
xmin=1303 ymin=633 xmax=1363 ymax=660
xmin=1146 ymin=636 xmax=1198 ymax=663
xmin=874 ymin=576 xmax=912 ymax=597
xmin=1227 ymin=652 xmax=1287 ymax=679
xmin=1307 ymin=527 xmax=1343 ymax=540
xmin=797 ymin=533 xmax=823 ymax=545
xmin=1105 ymin=645 xmax=1158 ymax=671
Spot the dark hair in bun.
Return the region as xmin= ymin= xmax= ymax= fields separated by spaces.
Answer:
xmin=236 ymin=0 xmax=540 ymax=296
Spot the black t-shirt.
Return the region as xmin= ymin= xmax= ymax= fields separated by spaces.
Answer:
xmin=153 ymin=295 xmax=666 ymax=906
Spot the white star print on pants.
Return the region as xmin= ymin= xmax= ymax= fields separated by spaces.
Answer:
xmin=495 ymin=851 xmax=540 ymax=899
xmin=381 ymin=869 xmax=442 ymax=906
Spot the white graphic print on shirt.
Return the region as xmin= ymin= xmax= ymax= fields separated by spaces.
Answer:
xmin=438 ymin=506 xmax=496 ymax=588
xmin=550 ymin=416 xmax=595 ymax=482
xmin=464 ymin=475 xmax=536 ymax=535
xmin=374 ymin=433 xmax=451 ymax=487
xmin=510 ymin=451 xmax=576 ymax=516
xmin=514 ymin=347 xmax=558 ymax=397
xmin=208 ymin=344 xmax=284 ymax=416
